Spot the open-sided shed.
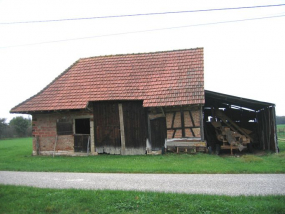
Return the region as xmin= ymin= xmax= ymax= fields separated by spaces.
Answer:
xmin=204 ymin=90 xmax=278 ymax=154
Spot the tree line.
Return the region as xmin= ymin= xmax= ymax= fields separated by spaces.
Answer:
xmin=276 ymin=116 xmax=285 ymax=125
xmin=0 ymin=117 xmax=32 ymax=139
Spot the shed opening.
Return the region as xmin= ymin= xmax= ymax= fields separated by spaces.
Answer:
xmin=204 ymin=90 xmax=278 ymax=154
xmin=74 ymin=118 xmax=90 ymax=153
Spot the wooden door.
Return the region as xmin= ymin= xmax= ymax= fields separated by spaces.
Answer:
xmin=93 ymin=102 xmax=121 ymax=154
xmin=150 ymin=117 xmax=167 ymax=150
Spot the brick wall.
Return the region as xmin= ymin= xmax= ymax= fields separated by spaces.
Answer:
xmin=32 ymin=110 xmax=93 ymax=156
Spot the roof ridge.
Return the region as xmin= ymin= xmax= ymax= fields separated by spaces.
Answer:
xmin=10 ymin=60 xmax=80 ymax=113
xmin=80 ymin=47 xmax=203 ymax=60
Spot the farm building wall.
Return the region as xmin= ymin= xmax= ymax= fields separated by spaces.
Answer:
xmin=32 ymin=109 xmax=94 ymax=156
xmin=93 ymin=101 xmax=147 ymax=155
xmin=31 ymin=102 xmax=203 ymax=156
xmin=165 ymin=106 xmax=202 ymax=139
xmin=147 ymin=105 xmax=204 ymax=151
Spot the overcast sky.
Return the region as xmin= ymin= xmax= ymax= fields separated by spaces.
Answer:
xmin=1 ymin=0 xmax=285 ymax=122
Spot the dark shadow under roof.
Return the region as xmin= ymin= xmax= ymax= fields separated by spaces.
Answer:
xmin=205 ymin=90 xmax=275 ymax=111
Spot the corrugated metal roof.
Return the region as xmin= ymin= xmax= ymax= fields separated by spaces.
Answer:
xmin=205 ymin=90 xmax=275 ymax=111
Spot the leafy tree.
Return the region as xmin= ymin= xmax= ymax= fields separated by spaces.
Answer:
xmin=0 ymin=118 xmax=8 ymax=139
xmin=9 ymin=116 xmax=31 ymax=137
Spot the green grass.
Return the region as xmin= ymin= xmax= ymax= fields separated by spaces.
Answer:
xmin=278 ymin=124 xmax=285 ymax=138
xmin=0 ymin=185 xmax=284 ymax=214
xmin=0 ymin=138 xmax=284 ymax=173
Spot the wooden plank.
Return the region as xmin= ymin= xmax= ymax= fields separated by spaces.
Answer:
xmin=118 ymin=103 xmax=126 ymax=155
xmin=215 ymin=109 xmax=253 ymax=141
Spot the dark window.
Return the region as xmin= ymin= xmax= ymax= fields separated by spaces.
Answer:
xmin=75 ymin=118 xmax=90 ymax=134
xmin=56 ymin=119 xmax=73 ymax=135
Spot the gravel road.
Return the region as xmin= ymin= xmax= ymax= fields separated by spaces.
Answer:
xmin=0 ymin=171 xmax=284 ymax=196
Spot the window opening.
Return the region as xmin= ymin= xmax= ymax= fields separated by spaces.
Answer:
xmin=56 ymin=119 xmax=73 ymax=135
xmin=75 ymin=118 xmax=90 ymax=134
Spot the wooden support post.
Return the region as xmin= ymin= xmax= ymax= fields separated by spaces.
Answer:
xmin=267 ymin=108 xmax=271 ymax=151
xmin=53 ymin=135 xmax=58 ymax=158
xmin=36 ymin=136 xmax=40 ymax=155
xmin=200 ymin=105 xmax=205 ymax=141
xmin=118 ymin=103 xmax=126 ymax=155
xmin=90 ymin=119 xmax=95 ymax=154
xmin=272 ymin=106 xmax=279 ymax=153
xmin=181 ymin=109 xmax=185 ymax=137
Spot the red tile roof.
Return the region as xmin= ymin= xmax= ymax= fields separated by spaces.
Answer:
xmin=11 ymin=48 xmax=204 ymax=113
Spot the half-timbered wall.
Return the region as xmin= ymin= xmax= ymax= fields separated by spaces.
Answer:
xmin=165 ymin=106 xmax=202 ymax=139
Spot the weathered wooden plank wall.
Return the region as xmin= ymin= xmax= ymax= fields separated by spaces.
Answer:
xmin=93 ymin=101 xmax=147 ymax=154
xmin=123 ymin=101 xmax=147 ymax=149
xmin=256 ymin=106 xmax=278 ymax=152
xmin=93 ymin=102 xmax=121 ymax=154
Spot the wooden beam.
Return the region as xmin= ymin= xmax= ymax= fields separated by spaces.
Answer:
xmin=147 ymin=112 xmax=152 ymax=149
xmin=172 ymin=129 xmax=177 ymax=138
xmin=181 ymin=109 xmax=185 ymax=137
xmin=215 ymin=109 xmax=253 ymax=141
xmin=189 ymin=110 xmax=196 ymax=127
xmin=36 ymin=136 xmax=40 ymax=155
xmin=190 ymin=128 xmax=195 ymax=137
xmin=272 ymin=106 xmax=278 ymax=153
xmin=171 ymin=112 xmax=176 ymax=129
xmin=200 ymin=106 xmax=205 ymax=141
xmin=118 ymin=103 xmax=126 ymax=155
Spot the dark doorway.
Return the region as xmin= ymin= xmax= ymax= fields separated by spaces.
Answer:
xmin=74 ymin=118 xmax=90 ymax=152
xmin=75 ymin=118 xmax=90 ymax=134
xmin=151 ymin=117 xmax=167 ymax=150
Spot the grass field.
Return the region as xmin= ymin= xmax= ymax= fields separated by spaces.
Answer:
xmin=0 ymin=138 xmax=284 ymax=173
xmin=277 ymin=124 xmax=285 ymax=138
xmin=0 ymin=185 xmax=284 ymax=214
xmin=1 ymin=137 xmax=284 ymax=213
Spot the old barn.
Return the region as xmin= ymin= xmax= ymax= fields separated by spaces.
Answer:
xmin=10 ymin=48 xmax=278 ymax=155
